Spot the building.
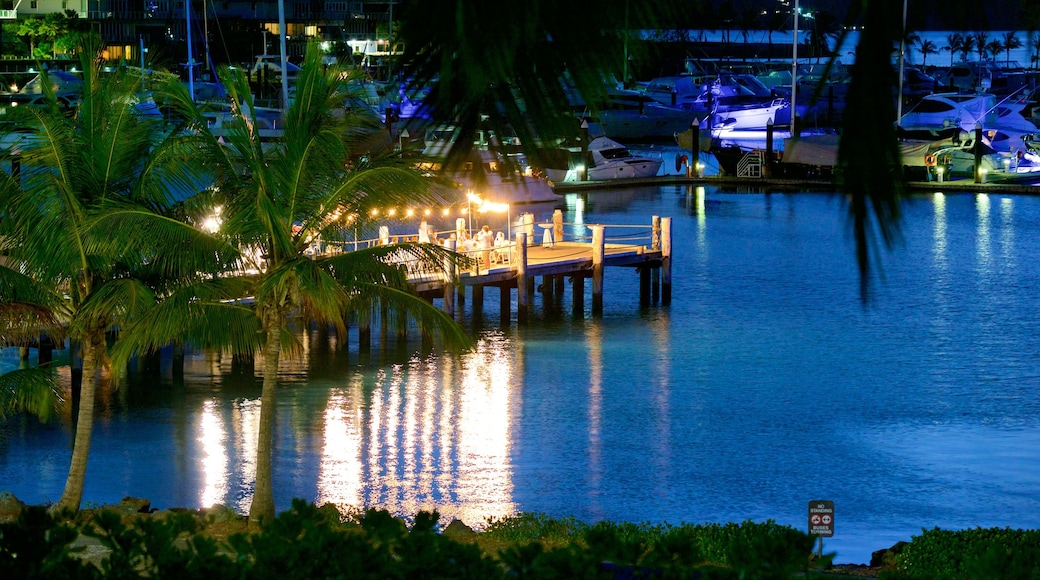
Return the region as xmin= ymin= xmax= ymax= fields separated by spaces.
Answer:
xmin=2 ymin=1 xmax=403 ymax=69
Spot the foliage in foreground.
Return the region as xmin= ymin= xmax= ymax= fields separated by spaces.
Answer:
xmin=882 ymin=526 xmax=1040 ymax=579
xmin=0 ymin=499 xmax=820 ymax=579
xmin=11 ymin=500 xmax=1038 ymax=579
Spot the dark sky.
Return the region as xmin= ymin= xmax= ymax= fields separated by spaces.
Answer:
xmin=706 ymin=0 xmax=1031 ymax=31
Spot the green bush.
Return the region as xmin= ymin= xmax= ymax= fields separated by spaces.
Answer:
xmin=0 ymin=501 xmax=826 ymax=579
xmin=891 ymin=527 xmax=1040 ymax=579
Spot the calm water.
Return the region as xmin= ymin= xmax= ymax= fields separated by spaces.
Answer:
xmin=3 ymin=185 xmax=1040 ymax=564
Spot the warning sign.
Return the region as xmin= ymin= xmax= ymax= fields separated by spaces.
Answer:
xmin=808 ymin=500 xmax=834 ymax=537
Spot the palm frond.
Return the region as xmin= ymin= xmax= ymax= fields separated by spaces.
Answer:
xmin=109 ymin=276 xmax=263 ymax=370
xmin=0 ymin=367 xmax=64 ymax=422
xmin=837 ymin=0 xmax=905 ymax=301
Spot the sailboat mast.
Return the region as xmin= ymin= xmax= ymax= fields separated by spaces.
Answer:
xmin=896 ymin=0 xmax=907 ymax=124
xmin=278 ymin=0 xmax=289 ymax=110
xmin=186 ymin=0 xmax=194 ymax=101
xmin=790 ymin=0 xmax=798 ymax=135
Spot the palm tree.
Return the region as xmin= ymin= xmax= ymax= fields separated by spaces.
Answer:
xmin=943 ymin=33 xmax=964 ymax=67
xmin=0 ymin=36 xmax=208 ymax=513
xmin=901 ymin=31 xmax=921 ymax=66
xmin=974 ymin=32 xmax=989 ymax=62
xmin=1028 ymin=31 xmax=1040 ymax=70
xmin=959 ymin=35 xmax=976 ymax=63
xmin=763 ymin=9 xmax=787 ymax=46
xmin=986 ymin=40 xmax=1003 ymax=62
xmin=807 ymin=10 xmax=840 ymax=63
xmin=111 ymin=44 xmax=471 ymax=527
xmin=1001 ymin=31 xmax=1022 ymax=66
xmin=917 ymin=39 xmax=938 ymax=70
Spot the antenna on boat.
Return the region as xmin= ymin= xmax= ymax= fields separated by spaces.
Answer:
xmin=791 ymin=0 xmax=799 ymax=136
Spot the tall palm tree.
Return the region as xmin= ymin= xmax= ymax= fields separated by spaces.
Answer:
xmin=974 ymin=32 xmax=990 ymax=62
xmin=1027 ymin=31 xmax=1040 ymax=70
xmin=917 ymin=39 xmax=938 ymax=69
xmin=0 ymin=36 xmax=208 ymax=514
xmin=1001 ymin=31 xmax=1022 ymax=66
xmin=943 ymin=33 xmax=964 ymax=66
xmin=960 ymin=35 xmax=977 ymax=63
xmin=110 ymin=44 xmax=471 ymax=527
xmin=763 ymin=9 xmax=787 ymax=46
xmin=807 ymin=10 xmax=840 ymax=63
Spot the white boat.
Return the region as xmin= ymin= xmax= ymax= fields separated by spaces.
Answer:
xmin=672 ymin=73 xmax=793 ymax=131
xmin=577 ymin=89 xmax=693 ymax=141
xmin=899 ymin=92 xmax=1039 ymax=153
xmin=540 ymin=136 xmax=663 ymax=182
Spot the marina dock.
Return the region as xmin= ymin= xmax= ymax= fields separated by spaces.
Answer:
xmin=382 ymin=211 xmax=672 ymax=325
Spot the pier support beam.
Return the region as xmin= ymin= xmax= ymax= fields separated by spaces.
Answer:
xmin=472 ymin=284 xmax=484 ymax=317
xmin=500 ymin=284 xmax=511 ymax=323
xmin=639 ymin=267 xmax=651 ymax=306
xmin=572 ymin=274 xmax=585 ymax=317
xmin=591 ymin=225 xmax=605 ymax=315
xmin=517 ymin=232 xmax=529 ymax=323
xmin=358 ymin=310 xmax=371 ymax=352
xmin=443 ymin=239 xmax=456 ymax=319
xmin=662 ymin=217 xmax=672 ymax=305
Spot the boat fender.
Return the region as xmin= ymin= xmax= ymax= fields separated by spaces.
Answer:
xmin=675 ymin=154 xmax=688 ymax=172
xmin=924 ymin=154 xmax=937 ymax=167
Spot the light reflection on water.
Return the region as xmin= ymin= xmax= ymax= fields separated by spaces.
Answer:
xmin=2 ymin=186 xmax=1040 ymax=565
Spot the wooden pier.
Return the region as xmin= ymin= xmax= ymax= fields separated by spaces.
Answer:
xmin=394 ymin=210 xmax=673 ymax=323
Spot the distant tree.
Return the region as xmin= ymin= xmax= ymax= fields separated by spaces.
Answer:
xmin=763 ymin=8 xmax=787 ymax=46
xmin=1001 ymin=31 xmax=1022 ymax=65
xmin=16 ymin=16 xmax=57 ymax=57
xmin=917 ymin=39 xmax=938 ymax=69
xmin=1029 ymin=31 xmax=1040 ymax=69
xmin=974 ymin=31 xmax=989 ymax=61
xmin=959 ymin=34 xmax=976 ymax=62
xmin=718 ymin=0 xmax=736 ymax=46
xmin=902 ymin=31 xmax=921 ymax=65
xmin=736 ymin=7 xmax=758 ymax=59
xmin=943 ymin=33 xmax=964 ymax=66
xmin=807 ymin=10 xmax=840 ymax=62
xmin=985 ymin=40 xmax=1003 ymax=62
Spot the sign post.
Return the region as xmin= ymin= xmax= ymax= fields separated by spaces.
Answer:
xmin=808 ymin=500 xmax=834 ymax=557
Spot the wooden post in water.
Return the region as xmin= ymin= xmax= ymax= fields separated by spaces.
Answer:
xmin=639 ymin=266 xmax=651 ymax=306
xmin=652 ymin=215 xmax=661 ymax=251
xmin=689 ymin=117 xmax=700 ymax=177
xmin=443 ymin=239 xmax=456 ymax=318
xmin=38 ymin=335 xmax=53 ymax=366
xmin=358 ymin=310 xmax=371 ymax=352
xmin=662 ymin=217 xmax=672 ymax=305
xmin=580 ymin=120 xmax=590 ymax=181
xmin=591 ymin=225 xmax=605 ymax=315
xmin=517 ymin=232 xmax=529 ymax=323
xmin=500 ymin=283 xmax=511 ymax=322
xmin=554 ymin=274 xmax=565 ymax=296
xmin=473 ymin=284 xmax=484 ymax=315
xmin=974 ymin=122 xmax=983 ymax=184
xmin=572 ymin=274 xmax=585 ymax=317
xmin=765 ymin=120 xmax=774 ymax=178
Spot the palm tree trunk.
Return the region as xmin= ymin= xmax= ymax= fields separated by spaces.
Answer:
xmin=248 ymin=324 xmax=281 ymax=529
xmin=51 ymin=337 xmax=99 ymax=514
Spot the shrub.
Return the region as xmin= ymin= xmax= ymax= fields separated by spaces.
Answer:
xmin=892 ymin=526 xmax=1040 ymax=579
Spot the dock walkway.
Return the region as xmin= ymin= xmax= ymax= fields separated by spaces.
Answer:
xmin=383 ymin=211 xmax=673 ymax=322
